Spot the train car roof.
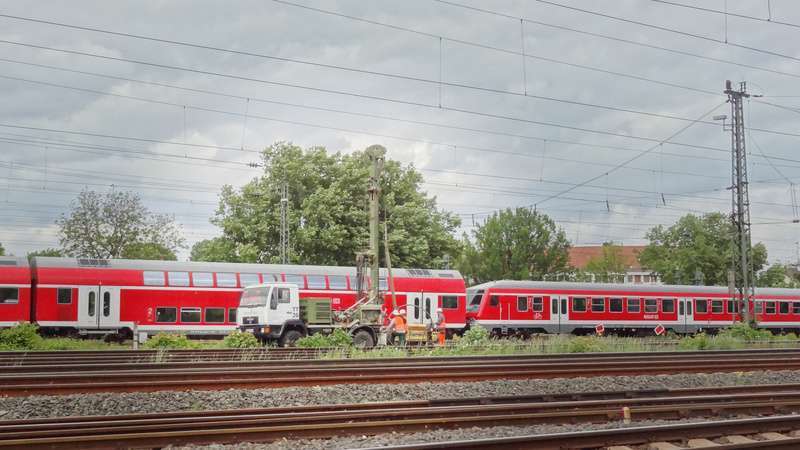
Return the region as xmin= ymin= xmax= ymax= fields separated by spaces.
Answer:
xmin=31 ymin=257 xmax=462 ymax=280
xmin=468 ymin=280 xmax=800 ymax=297
xmin=0 ymin=256 xmax=28 ymax=267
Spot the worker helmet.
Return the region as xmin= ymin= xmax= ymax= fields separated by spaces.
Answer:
xmin=398 ymin=308 xmax=406 ymax=315
xmin=436 ymin=308 xmax=443 ymax=313
xmin=392 ymin=309 xmax=400 ymax=316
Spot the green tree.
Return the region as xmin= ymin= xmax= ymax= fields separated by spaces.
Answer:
xmin=584 ymin=242 xmax=627 ymax=282
xmin=0 ymin=242 xmax=4 ymax=256
xmin=26 ymin=248 xmax=63 ymax=263
xmin=757 ymin=264 xmax=800 ymax=288
xmin=190 ymin=236 xmax=249 ymax=262
xmin=122 ymin=243 xmax=177 ymax=260
xmin=639 ymin=213 xmax=767 ymax=285
xmin=212 ymin=142 xmax=460 ymax=267
xmin=57 ymin=190 xmax=185 ymax=259
xmin=457 ymin=208 xmax=570 ymax=283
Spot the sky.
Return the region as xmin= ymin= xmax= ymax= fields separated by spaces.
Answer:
xmin=1 ymin=0 xmax=800 ymax=265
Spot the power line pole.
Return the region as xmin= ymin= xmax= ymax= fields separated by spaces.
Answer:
xmin=279 ymin=182 xmax=289 ymax=264
xmin=724 ymin=80 xmax=754 ymax=324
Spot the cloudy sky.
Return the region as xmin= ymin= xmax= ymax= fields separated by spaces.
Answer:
xmin=2 ymin=0 xmax=800 ymax=264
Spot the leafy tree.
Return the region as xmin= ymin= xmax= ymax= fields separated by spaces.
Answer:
xmin=583 ymin=242 xmax=627 ymax=283
xmin=190 ymin=237 xmax=250 ymax=262
xmin=26 ymin=248 xmax=63 ymax=263
xmin=57 ymin=190 xmax=185 ymax=259
xmin=212 ymin=142 xmax=460 ymax=267
xmin=457 ymin=208 xmax=571 ymax=283
xmin=0 ymin=242 xmax=4 ymax=256
xmin=639 ymin=213 xmax=767 ymax=286
xmin=757 ymin=264 xmax=800 ymax=288
xmin=122 ymin=243 xmax=177 ymax=261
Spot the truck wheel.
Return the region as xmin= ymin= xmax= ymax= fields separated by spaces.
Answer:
xmin=280 ymin=330 xmax=303 ymax=347
xmin=352 ymin=329 xmax=375 ymax=349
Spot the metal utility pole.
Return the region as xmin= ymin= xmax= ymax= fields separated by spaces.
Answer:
xmin=366 ymin=145 xmax=386 ymax=303
xmin=724 ymin=80 xmax=754 ymax=324
xmin=279 ymin=182 xmax=289 ymax=264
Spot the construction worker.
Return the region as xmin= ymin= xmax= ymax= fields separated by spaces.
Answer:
xmin=386 ymin=308 xmax=407 ymax=346
xmin=435 ymin=308 xmax=447 ymax=346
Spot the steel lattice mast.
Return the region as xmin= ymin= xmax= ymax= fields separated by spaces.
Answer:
xmin=725 ymin=80 xmax=754 ymax=324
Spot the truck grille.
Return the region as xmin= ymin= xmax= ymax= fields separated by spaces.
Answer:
xmin=243 ymin=316 xmax=259 ymax=325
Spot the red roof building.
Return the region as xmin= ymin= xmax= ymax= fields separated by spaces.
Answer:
xmin=568 ymin=245 xmax=660 ymax=284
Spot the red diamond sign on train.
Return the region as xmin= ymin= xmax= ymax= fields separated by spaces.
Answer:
xmin=595 ymin=323 xmax=605 ymax=335
xmin=654 ymin=324 xmax=666 ymax=336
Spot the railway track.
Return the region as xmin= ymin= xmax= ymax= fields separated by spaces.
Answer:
xmin=4 ymin=348 xmax=800 ymax=396
xmin=2 ymin=383 xmax=800 ymax=449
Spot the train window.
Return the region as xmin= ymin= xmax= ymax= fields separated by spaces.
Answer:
xmin=765 ymin=301 xmax=776 ymax=314
xmin=609 ymin=298 xmax=623 ymax=313
xmin=379 ymin=277 xmax=388 ymax=291
xmin=794 ymin=302 xmax=800 ymax=314
xmin=780 ymin=302 xmax=790 ymax=314
xmin=572 ymin=297 xmax=586 ymax=312
xmin=238 ymin=274 xmax=259 ymax=287
xmin=180 ymin=307 xmax=201 ymax=323
xmin=156 ymin=307 xmax=177 ymax=323
xmin=307 ymin=275 xmax=326 ymax=289
xmin=695 ymin=299 xmax=707 ymax=313
xmin=57 ymin=288 xmax=72 ymax=304
xmin=661 ymin=299 xmax=675 ymax=313
xmin=645 ymin=299 xmax=658 ymax=313
xmin=88 ymin=292 xmax=96 ymax=317
xmin=532 ymin=297 xmax=543 ymax=312
xmin=711 ymin=300 xmax=724 ymax=314
xmin=0 ymin=288 xmax=18 ymax=304
xmin=167 ymin=271 xmax=190 ymax=287
xmin=329 ymin=275 xmax=347 ymax=290
xmin=754 ymin=301 xmax=763 ymax=313
xmin=192 ymin=272 xmax=213 ymax=287
xmin=517 ymin=296 xmax=528 ymax=312
xmin=205 ymin=308 xmax=225 ymax=323
xmin=262 ymin=273 xmax=278 ymax=282
xmin=627 ymin=298 xmax=640 ymax=313
xmin=216 ymin=273 xmax=237 ymax=288
xmin=727 ymin=300 xmax=739 ymax=314
xmin=143 ymin=271 xmax=165 ymax=286
xmin=468 ymin=290 xmax=484 ymax=313
xmin=489 ymin=295 xmax=500 ymax=307
xmin=228 ymin=308 xmax=237 ymax=323
xmin=102 ymin=292 xmax=110 ymax=317
xmin=591 ymin=298 xmax=604 ymax=312
xmin=285 ymin=274 xmax=305 ymax=287
xmin=441 ymin=295 xmax=459 ymax=309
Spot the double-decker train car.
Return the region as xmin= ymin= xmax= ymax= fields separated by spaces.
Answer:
xmin=28 ymin=257 xmax=466 ymax=338
xmin=0 ymin=257 xmax=32 ymax=327
xmin=466 ymin=280 xmax=800 ymax=335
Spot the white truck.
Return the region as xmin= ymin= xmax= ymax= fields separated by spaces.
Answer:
xmin=236 ymin=282 xmax=384 ymax=347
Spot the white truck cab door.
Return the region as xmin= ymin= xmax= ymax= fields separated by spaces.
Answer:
xmin=268 ymin=285 xmax=299 ymax=325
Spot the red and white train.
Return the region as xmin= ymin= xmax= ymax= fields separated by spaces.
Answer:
xmin=0 ymin=256 xmax=465 ymax=338
xmin=467 ymin=280 xmax=800 ymax=335
xmin=3 ymin=255 xmax=800 ymax=338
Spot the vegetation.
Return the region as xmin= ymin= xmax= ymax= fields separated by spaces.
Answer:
xmin=583 ymin=242 xmax=627 ymax=282
xmin=222 ymin=330 xmax=261 ymax=348
xmin=0 ymin=241 xmax=4 ymax=256
xmin=57 ymin=189 xmax=184 ymax=259
xmin=0 ymin=323 xmax=126 ymax=350
xmin=296 ymin=329 xmax=353 ymax=348
xmin=639 ymin=212 xmax=767 ymax=285
xmin=141 ymin=332 xmax=197 ymax=349
xmin=196 ymin=142 xmax=460 ymax=267
xmin=25 ymin=248 xmax=63 ymax=262
xmin=458 ymin=208 xmax=571 ymax=283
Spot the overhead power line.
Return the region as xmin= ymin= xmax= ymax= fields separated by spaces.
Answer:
xmin=651 ymin=0 xmax=800 ymax=30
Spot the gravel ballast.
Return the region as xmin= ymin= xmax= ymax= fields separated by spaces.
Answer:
xmin=3 ymin=370 xmax=800 ymax=420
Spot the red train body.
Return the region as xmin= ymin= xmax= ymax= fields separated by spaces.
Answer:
xmin=12 ymin=257 xmax=466 ymax=337
xmin=0 ymin=257 xmax=32 ymax=327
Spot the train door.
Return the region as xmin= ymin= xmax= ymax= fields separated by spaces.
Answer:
xmin=551 ymin=296 xmax=568 ymax=333
xmin=677 ymin=298 xmax=689 ymax=333
xmin=77 ymin=286 xmax=120 ymax=329
xmin=407 ymin=292 xmax=437 ymax=326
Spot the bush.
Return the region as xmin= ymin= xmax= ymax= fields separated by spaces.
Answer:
xmin=459 ymin=326 xmax=490 ymax=347
xmin=0 ymin=323 xmax=44 ymax=350
xmin=223 ymin=331 xmax=260 ymax=349
xmin=142 ymin=333 xmax=196 ymax=349
xmin=719 ymin=322 xmax=772 ymax=341
xmin=296 ymin=329 xmax=353 ymax=348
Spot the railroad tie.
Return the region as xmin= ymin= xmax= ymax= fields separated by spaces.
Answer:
xmin=686 ymin=438 xmax=720 ymax=447
xmin=719 ymin=435 xmax=757 ymax=444
xmin=647 ymin=442 xmax=684 ymax=450
xmin=758 ymin=432 xmax=791 ymax=440
xmin=607 ymin=447 xmax=636 ymax=450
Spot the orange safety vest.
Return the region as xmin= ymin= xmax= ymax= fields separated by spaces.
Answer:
xmin=437 ymin=315 xmax=446 ymax=332
xmin=393 ymin=315 xmax=407 ymax=333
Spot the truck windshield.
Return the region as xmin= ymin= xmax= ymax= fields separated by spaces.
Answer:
xmin=240 ymin=287 xmax=269 ymax=307
xmin=466 ymin=289 xmax=484 ymax=312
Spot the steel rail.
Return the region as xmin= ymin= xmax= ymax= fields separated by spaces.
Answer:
xmin=3 ymin=385 xmax=800 ymax=448
xmin=4 ymin=350 xmax=800 ymax=395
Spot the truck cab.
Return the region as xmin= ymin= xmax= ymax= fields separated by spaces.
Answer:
xmin=236 ymin=283 xmax=306 ymax=346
